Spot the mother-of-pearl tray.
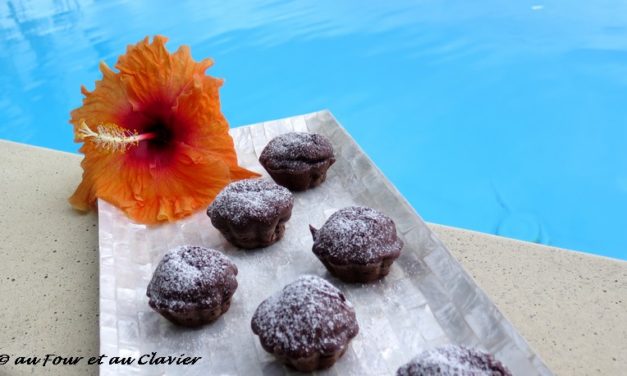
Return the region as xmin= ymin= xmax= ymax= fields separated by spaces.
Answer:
xmin=98 ymin=110 xmax=552 ymax=375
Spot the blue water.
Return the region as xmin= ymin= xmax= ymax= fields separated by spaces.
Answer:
xmin=1 ymin=1 xmax=626 ymax=259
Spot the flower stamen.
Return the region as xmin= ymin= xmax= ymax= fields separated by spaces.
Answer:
xmin=76 ymin=121 xmax=155 ymax=153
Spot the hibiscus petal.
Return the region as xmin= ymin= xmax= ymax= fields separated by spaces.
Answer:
xmin=116 ymin=35 xmax=213 ymax=111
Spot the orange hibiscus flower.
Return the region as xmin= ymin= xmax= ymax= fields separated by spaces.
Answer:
xmin=70 ymin=35 xmax=259 ymax=224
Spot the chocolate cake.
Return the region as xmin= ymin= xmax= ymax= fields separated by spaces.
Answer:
xmin=251 ymin=275 xmax=359 ymax=372
xmin=259 ymin=132 xmax=335 ymax=191
xmin=146 ymin=245 xmax=238 ymax=327
xmin=310 ymin=206 xmax=403 ymax=283
xmin=396 ymin=346 xmax=512 ymax=376
xmin=207 ymin=178 xmax=294 ymax=249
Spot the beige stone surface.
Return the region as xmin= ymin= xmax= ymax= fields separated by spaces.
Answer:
xmin=0 ymin=141 xmax=99 ymax=376
xmin=431 ymin=224 xmax=627 ymax=376
xmin=0 ymin=140 xmax=625 ymax=375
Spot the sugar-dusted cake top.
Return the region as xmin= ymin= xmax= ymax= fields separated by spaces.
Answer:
xmin=147 ymin=245 xmax=238 ymax=311
xmin=311 ymin=206 xmax=403 ymax=265
xmin=396 ymin=345 xmax=512 ymax=376
xmin=259 ymin=132 xmax=334 ymax=171
xmin=251 ymin=275 xmax=359 ymax=358
xmin=207 ymin=178 xmax=293 ymax=226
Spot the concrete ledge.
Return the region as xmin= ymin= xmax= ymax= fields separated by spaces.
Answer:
xmin=0 ymin=140 xmax=625 ymax=375
xmin=431 ymin=224 xmax=626 ymax=375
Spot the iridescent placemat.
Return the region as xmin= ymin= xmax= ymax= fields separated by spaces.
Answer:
xmin=99 ymin=110 xmax=552 ymax=375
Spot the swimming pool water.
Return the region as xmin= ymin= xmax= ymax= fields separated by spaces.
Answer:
xmin=1 ymin=0 xmax=626 ymax=259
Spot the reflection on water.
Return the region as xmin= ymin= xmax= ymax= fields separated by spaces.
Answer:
xmin=1 ymin=0 xmax=626 ymax=259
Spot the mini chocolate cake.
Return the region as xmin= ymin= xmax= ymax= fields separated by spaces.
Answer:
xmin=396 ymin=346 xmax=512 ymax=376
xmin=251 ymin=275 xmax=359 ymax=372
xmin=207 ymin=178 xmax=294 ymax=249
xmin=259 ymin=132 xmax=335 ymax=191
xmin=310 ymin=206 xmax=403 ymax=283
xmin=146 ymin=245 xmax=238 ymax=327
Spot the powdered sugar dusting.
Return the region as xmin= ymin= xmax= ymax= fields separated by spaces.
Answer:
xmin=251 ymin=275 xmax=359 ymax=358
xmin=147 ymin=245 xmax=238 ymax=311
xmin=207 ymin=179 xmax=293 ymax=226
xmin=312 ymin=206 xmax=403 ymax=265
xmin=259 ymin=132 xmax=334 ymax=171
xmin=396 ymin=345 xmax=512 ymax=376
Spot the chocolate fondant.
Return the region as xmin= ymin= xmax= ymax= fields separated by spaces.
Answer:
xmin=251 ymin=275 xmax=359 ymax=371
xmin=146 ymin=245 xmax=238 ymax=327
xmin=259 ymin=132 xmax=335 ymax=191
xmin=396 ymin=346 xmax=512 ymax=376
xmin=207 ymin=178 xmax=294 ymax=249
xmin=310 ymin=206 xmax=403 ymax=283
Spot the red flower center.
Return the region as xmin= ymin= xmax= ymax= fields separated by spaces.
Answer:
xmin=121 ymin=101 xmax=189 ymax=168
